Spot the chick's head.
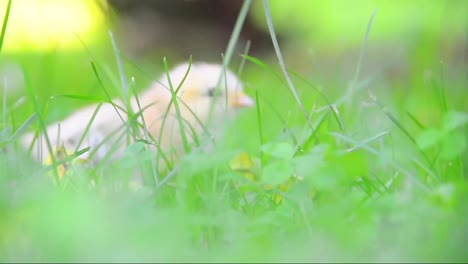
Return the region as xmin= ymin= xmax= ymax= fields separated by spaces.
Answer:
xmin=158 ymin=62 xmax=254 ymax=123
xmin=138 ymin=62 xmax=254 ymax=151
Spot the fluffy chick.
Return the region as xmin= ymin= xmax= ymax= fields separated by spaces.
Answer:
xmin=21 ymin=62 xmax=254 ymax=164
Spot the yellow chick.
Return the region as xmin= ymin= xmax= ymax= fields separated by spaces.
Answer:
xmin=21 ymin=62 xmax=254 ymax=166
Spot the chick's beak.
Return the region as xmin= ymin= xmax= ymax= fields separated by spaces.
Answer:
xmin=229 ymin=91 xmax=255 ymax=108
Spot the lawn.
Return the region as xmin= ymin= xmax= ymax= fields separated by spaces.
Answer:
xmin=1 ymin=0 xmax=467 ymax=262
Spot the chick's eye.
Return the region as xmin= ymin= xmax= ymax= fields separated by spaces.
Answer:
xmin=205 ymin=87 xmax=219 ymax=97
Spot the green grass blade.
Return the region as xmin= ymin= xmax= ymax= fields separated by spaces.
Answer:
xmin=222 ymin=0 xmax=251 ymax=71
xmin=370 ymin=91 xmax=437 ymax=177
xmin=236 ymin=40 xmax=251 ymax=79
xmin=0 ymin=0 xmax=12 ymax=52
xmin=163 ymin=57 xmax=190 ymax=154
xmin=435 ymin=61 xmax=447 ymax=112
xmin=23 ymin=74 xmax=60 ymax=184
xmin=255 ymin=91 xmax=264 ymax=147
xmin=9 ymin=113 xmax=37 ymax=143
xmin=74 ymin=103 xmax=103 ymax=153
xmin=49 ymin=94 xmax=106 ymax=103
xmin=349 ymin=9 xmax=377 ymax=94
xmin=295 ymin=111 xmax=329 ymax=154
xmin=330 ymin=132 xmax=430 ymax=192
xmin=290 ymin=71 xmax=346 ymax=132
xmin=42 ymin=146 xmax=91 ymax=172
xmin=262 ymin=0 xmax=312 ymax=127
xmin=89 ymin=58 xmax=128 ymax=128
xmin=242 ymin=55 xmax=287 ymax=86
xmin=256 ymin=91 xmax=298 ymax=144
xmin=207 ymin=0 xmax=251 ymax=124
xmin=154 ymin=57 xmax=195 ymax=163
xmin=345 ymin=131 xmax=390 ymax=153
xmin=406 ymin=111 xmax=426 ymax=130
xmin=130 ymin=76 xmax=160 ymax=185
xmin=109 ymin=31 xmax=130 ymax=103
xmin=255 ymin=91 xmax=265 ymax=164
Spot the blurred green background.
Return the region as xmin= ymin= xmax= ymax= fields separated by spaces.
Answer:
xmin=1 ymin=0 xmax=467 ymax=262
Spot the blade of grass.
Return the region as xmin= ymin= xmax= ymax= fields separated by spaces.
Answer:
xmin=109 ymin=30 xmax=130 ymax=101
xmin=130 ymin=77 xmax=160 ymax=185
xmin=345 ymin=131 xmax=390 ymax=153
xmin=330 ymin=132 xmax=430 ymax=192
xmin=2 ymin=78 xmax=7 ymax=129
xmin=411 ymin=158 xmax=440 ymax=186
xmin=262 ymin=0 xmax=312 ymax=127
xmin=157 ymin=57 xmax=193 ymax=152
xmin=406 ymin=111 xmax=426 ymax=130
xmin=179 ymin=96 xmax=215 ymax=146
xmin=48 ymin=93 xmax=134 ymax=154
xmin=259 ymin=90 xmax=297 ymax=142
xmin=49 ymin=94 xmax=106 ymax=103
xmin=435 ymin=60 xmax=447 ymax=113
xmin=89 ymin=58 xmax=128 ymax=129
xmin=42 ymin=146 xmax=91 ymax=172
xmin=239 ymin=55 xmax=299 ymax=143
xmin=156 ymin=167 xmax=180 ymax=190
xmin=83 ymin=100 xmax=164 ymax=165
xmin=369 ymin=90 xmax=438 ymax=180
xmin=163 ymin=57 xmax=191 ymax=154
xmin=295 ymin=111 xmax=329 ymax=155
xmin=76 ymin=32 xmax=138 ymax=147
xmin=256 ymin=90 xmax=298 ymax=144
xmin=74 ymin=103 xmax=103 ymax=153
xmin=109 ymin=30 xmax=140 ymax=146
xmin=8 ymin=96 xmax=26 ymax=113
xmin=184 ymin=119 xmax=201 ymax=147
xmin=347 ymin=9 xmax=378 ymax=102
xmin=207 ymin=0 xmax=252 ymax=125
xmin=242 ymin=55 xmax=287 ymax=86
xmin=8 ymin=113 xmax=37 ymax=143
xmin=23 ymin=74 xmax=60 ymax=184
xmin=236 ymin=40 xmax=251 ymax=80
xmin=0 ymin=0 xmax=12 ymax=52
xmin=221 ymin=0 xmax=251 ymax=71
xmin=155 ymin=60 xmax=216 ymax=152
xmin=290 ymin=71 xmax=346 ymax=132
xmin=221 ymin=54 xmax=230 ymax=116
xmin=255 ymin=91 xmax=264 ymax=146
xmin=255 ymin=91 xmax=264 ymax=164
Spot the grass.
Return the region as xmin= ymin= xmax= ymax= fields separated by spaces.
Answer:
xmin=1 ymin=0 xmax=468 ymax=262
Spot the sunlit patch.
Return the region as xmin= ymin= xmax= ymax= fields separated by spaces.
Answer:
xmin=0 ymin=0 xmax=107 ymax=52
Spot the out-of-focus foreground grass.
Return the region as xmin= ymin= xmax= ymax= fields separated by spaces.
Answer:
xmin=1 ymin=0 xmax=467 ymax=262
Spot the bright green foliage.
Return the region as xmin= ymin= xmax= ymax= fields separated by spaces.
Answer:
xmin=0 ymin=0 xmax=467 ymax=262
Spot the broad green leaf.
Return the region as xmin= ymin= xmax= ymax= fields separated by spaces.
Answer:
xmin=440 ymin=131 xmax=466 ymax=160
xmin=261 ymin=141 xmax=295 ymax=159
xmin=416 ymin=128 xmax=443 ymax=149
xmin=293 ymin=154 xmax=325 ymax=178
xmin=261 ymin=160 xmax=294 ymax=186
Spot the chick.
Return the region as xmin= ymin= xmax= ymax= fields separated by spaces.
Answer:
xmin=21 ymin=62 xmax=254 ymax=165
